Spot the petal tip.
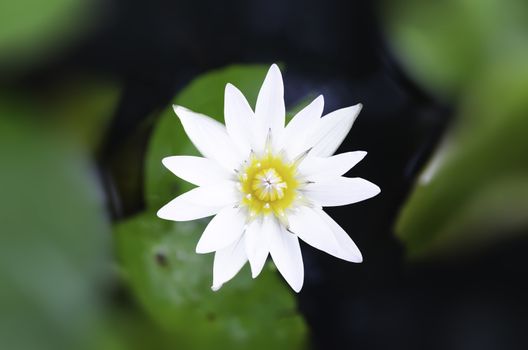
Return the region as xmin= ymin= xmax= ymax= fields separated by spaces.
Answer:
xmin=267 ymin=63 xmax=283 ymax=80
xmin=314 ymin=94 xmax=325 ymax=108
xmin=341 ymin=103 xmax=363 ymax=121
xmin=345 ymin=250 xmax=363 ymax=263
xmin=173 ymin=104 xmax=194 ymax=117
xmin=161 ymin=156 xmax=172 ymax=169
xmin=172 ymin=104 xmax=188 ymax=119
xmin=351 ymin=103 xmax=363 ymax=114
xmin=156 ymin=205 xmax=183 ymax=222
xmin=225 ymin=82 xmax=236 ymax=92
xmin=292 ymin=283 xmax=303 ymax=293
xmin=365 ymin=181 xmax=381 ymax=198
xmin=355 ymin=151 xmax=368 ymax=163
xmin=351 ymin=103 xmax=363 ymax=115
xmin=156 ymin=207 xmax=169 ymax=220
xmin=195 ymin=242 xmax=210 ymax=254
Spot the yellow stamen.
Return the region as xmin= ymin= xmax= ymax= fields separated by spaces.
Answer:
xmin=238 ymin=152 xmax=299 ymax=217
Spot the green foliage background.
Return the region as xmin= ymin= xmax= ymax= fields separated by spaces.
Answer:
xmin=383 ymin=0 xmax=528 ymax=259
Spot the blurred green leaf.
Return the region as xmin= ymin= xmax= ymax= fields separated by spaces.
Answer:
xmin=396 ymin=59 xmax=528 ymax=259
xmin=44 ymin=78 xmax=121 ymax=151
xmin=381 ymin=0 xmax=528 ymax=97
xmin=0 ymin=0 xmax=98 ymax=74
xmin=114 ymin=213 xmax=306 ymax=350
xmin=145 ymin=64 xmax=269 ymax=209
xmin=0 ymin=115 xmax=111 ymax=350
xmin=0 ymin=77 xmax=121 ymax=153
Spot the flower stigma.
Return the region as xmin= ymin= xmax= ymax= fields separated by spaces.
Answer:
xmin=238 ymin=151 xmax=299 ymax=218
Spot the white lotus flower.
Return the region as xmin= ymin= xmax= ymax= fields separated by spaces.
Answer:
xmin=157 ymin=64 xmax=380 ymax=292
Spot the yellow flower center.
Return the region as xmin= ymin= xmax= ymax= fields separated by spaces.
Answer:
xmin=239 ymin=152 xmax=299 ymax=218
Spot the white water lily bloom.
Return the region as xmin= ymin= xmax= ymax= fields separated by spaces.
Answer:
xmin=157 ymin=64 xmax=380 ymax=292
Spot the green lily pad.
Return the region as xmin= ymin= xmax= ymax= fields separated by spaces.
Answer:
xmin=395 ymin=59 xmax=528 ymax=259
xmin=114 ymin=213 xmax=306 ymax=350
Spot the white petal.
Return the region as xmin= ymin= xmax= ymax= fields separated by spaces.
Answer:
xmin=196 ymin=206 xmax=247 ymax=254
xmin=280 ymin=95 xmax=324 ymax=158
xmin=304 ymin=177 xmax=380 ymax=207
xmin=211 ymin=236 xmax=247 ymax=291
xmin=265 ymin=216 xmax=304 ymax=292
xmin=244 ymin=219 xmax=269 ymax=278
xmin=297 ymin=151 xmax=367 ymax=181
xmin=309 ymin=104 xmax=362 ymax=157
xmin=224 ymin=83 xmax=254 ymax=156
xmin=173 ymin=105 xmax=242 ymax=170
xmin=315 ymin=208 xmax=362 ymax=262
xmin=162 ymin=156 xmax=232 ymax=186
xmin=288 ymin=206 xmax=340 ymax=257
xmin=254 ymin=64 xmax=285 ymax=152
xmin=157 ymin=181 xmax=238 ymax=221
